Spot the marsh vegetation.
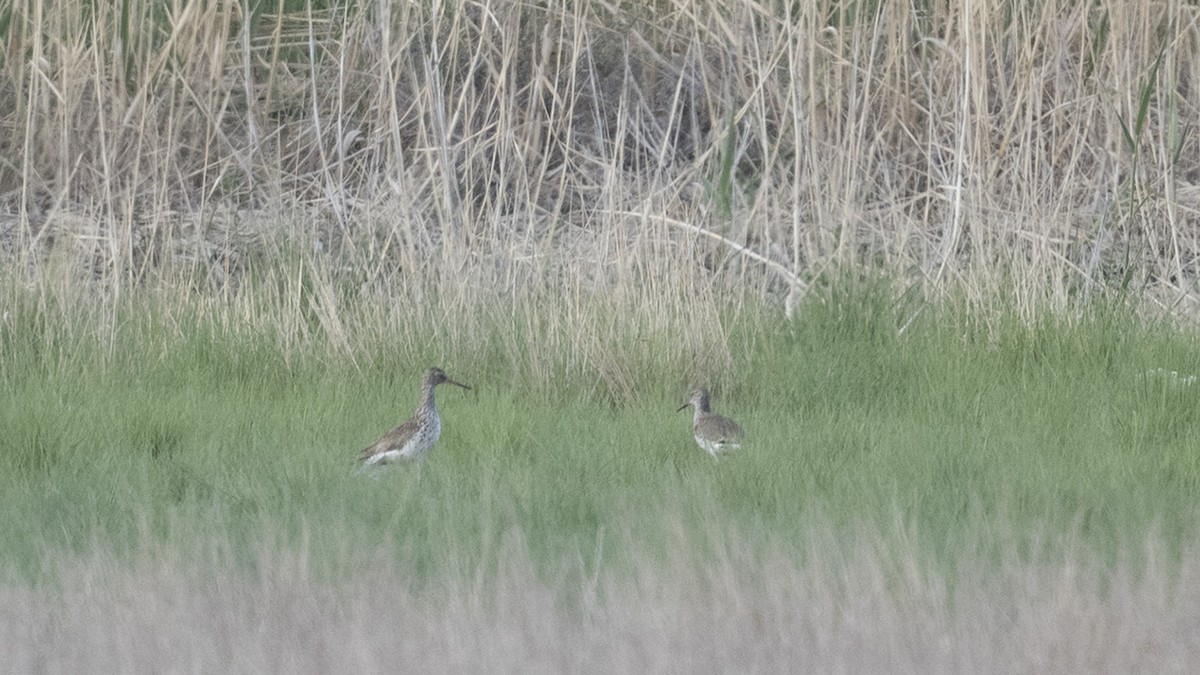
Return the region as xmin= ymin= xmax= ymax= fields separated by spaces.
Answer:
xmin=3 ymin=0 xmax=1200 ymax=670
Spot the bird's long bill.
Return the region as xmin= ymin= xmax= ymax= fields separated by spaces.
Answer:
xmin=676 ymin=403 xmax=689 ymax=413
xmin=446 ymin=378 xmax=471 ymax=390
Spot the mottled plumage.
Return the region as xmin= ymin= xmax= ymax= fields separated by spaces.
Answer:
xmin=359 ymin=367 xmax=470 ymax=467
xmin=677 ymin=387 xmax=744 ymax=459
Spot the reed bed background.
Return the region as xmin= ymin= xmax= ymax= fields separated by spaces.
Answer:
xmin=4 ymin=0 xmax=1200 ymax=349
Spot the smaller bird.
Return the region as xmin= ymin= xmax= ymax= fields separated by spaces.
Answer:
xmin=359 ymin=367 xmax=471 ymax=468
xmin=677 ymin=387 xmax=744 ymax=460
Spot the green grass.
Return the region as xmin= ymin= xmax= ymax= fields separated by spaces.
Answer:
xmin=0 ymin=290 xmax=1197 ymax=590
xmin=2 ymin=284 xmax=1200 ymax=588
xmin=4 ymin=283 xmax=1200 ymax=669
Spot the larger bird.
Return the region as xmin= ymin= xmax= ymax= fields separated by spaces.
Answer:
xmin=677 ymin=387 xmax=744 ymax=460
xmin=359 ymin=367 xmax=470 ymax=467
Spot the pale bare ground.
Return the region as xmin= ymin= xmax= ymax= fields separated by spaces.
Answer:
xmin=2 ymin=524 xmax=1197 ymax=673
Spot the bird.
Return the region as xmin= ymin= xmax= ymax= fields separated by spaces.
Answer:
xmin=677 ymin=387 xmax=744 ymax=459
xmin=358 ymin=367 xmax=470 ymax=468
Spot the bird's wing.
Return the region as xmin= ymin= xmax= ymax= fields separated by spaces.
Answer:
xmin=359 ymin=419 xmax=419 ymax=462
xmin=716 ymin=416 xmax=745 ymax=443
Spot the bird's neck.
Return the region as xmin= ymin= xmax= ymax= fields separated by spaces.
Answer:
xmin=421 ymin=383 xmax=438 ymax=411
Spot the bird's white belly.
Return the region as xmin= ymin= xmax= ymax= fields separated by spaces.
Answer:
xmin=696 ymin=435 xmax=739 ymax=457
xmin=401 ymin=414 xmax=441 ymax=459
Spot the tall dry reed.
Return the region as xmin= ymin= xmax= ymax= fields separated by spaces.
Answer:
xmin=2 ymin=0 xmax=1199 ymax=355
